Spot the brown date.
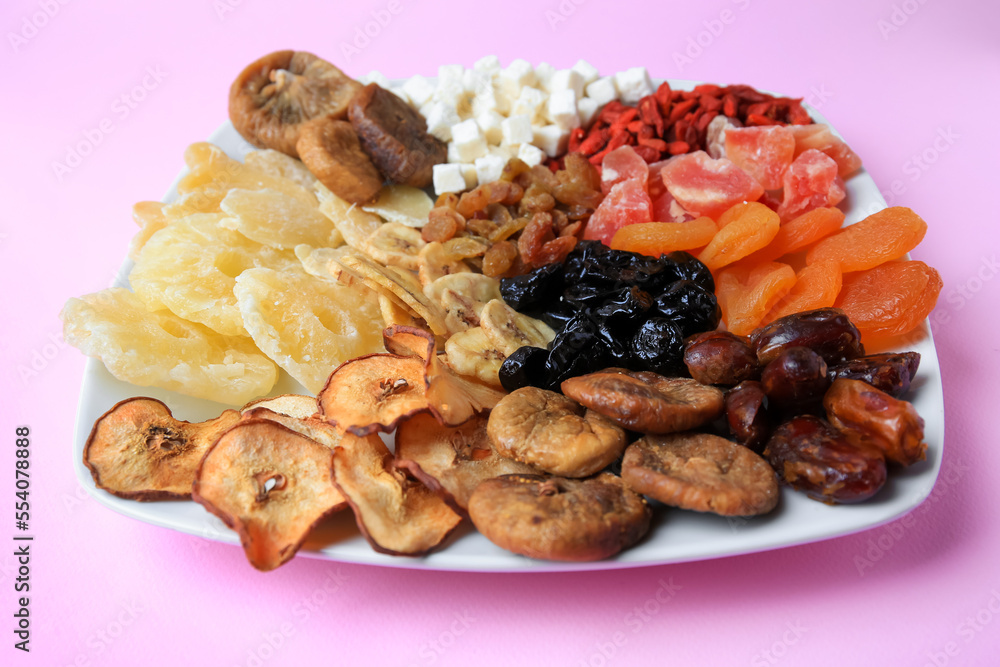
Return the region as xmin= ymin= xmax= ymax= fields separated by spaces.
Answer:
xmin=827 ymin=352 xmax=921 ymax=398
xmin=725 ymin=381 xmax=770 ymax=453
xmin=763 ymin=415 xmax=886 ymax=504
xmin=760 ymin=347 xmax=829 ymax=411
xmin=683 ymin=331 xmax=759 ymax=386
xmin=824 ymin=378 xmax=926 ymax=466
xmin=751 ymin=308 xmax=864 ymax=366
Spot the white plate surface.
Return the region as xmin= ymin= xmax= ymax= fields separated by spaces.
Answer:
xmin=71 ymin=81 xmax=945 ymax=572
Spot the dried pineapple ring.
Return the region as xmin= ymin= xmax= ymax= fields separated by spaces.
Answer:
xmin=128 ymin=201 xmax=169 ymax=261
xmin=129 ymin=213 xmax=298 ymax=337
xmin=60 ymin=288 xmax=277 ymax=405
xmin=177 ymin=143 xmax=317 ymax=208
xmin=360 ymin=185 xmax=434 ymax=228
xmin=444 ymin=327 xmax=505 ymax=386
xmin=234 ymin=267 xmax=385 ymax=394
xmin=243 ymin=148 xmax=320 ymax=191
xmin=85 ymin=397 xmax=241 ymax=500
xmin=220 ymin=188 xmax=342 ymax=250
xmin=294 ymin=245 xmax=358 ymax=286
xmin=479 ymin=299 xmax=556 ymax=357
xmin=362 ymin=222 xmax=426 ymax=271
xmin=316 ymin=183 xmax=384 ymax=250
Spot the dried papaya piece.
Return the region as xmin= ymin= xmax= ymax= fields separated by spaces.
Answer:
xmin=807 ymin=207 xmax=927 ymax=273
xmin=609 ymin=217 xmax=717 ymax=255
xmin=743 ymin=207 xmax=845 ymax=265
xmin=698 ymin=203 xmax=779 ymax=271
xmin=717 ymin=261 xmax=797 ymax=335
xmin=763 ymin=261 xmax=842 ymax=324
xmin=835 ymin=260 xmax=942 ymax=342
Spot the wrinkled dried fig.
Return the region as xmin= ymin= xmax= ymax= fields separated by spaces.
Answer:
xmin=192 ymin=419 xmax=346 ymax=571
xmin=395 ymin=413 xmax=538 ymax=512
xmin=84 ymin=397 xmax=241 ymax=500
xmin=229 ymin=50 xmax=360 ymax=157
xmin=468 ymin=473 xmax=651 ymax=562
xmin=333 ymin=431 xmax=462 ymax=556
xmin=297 ymin=118 xmax=384 ymax=204
xmin=487 ymin=387 xmax=626 ymax=477
xmin=348 ymin=83 xmax=446 ymax=188
xmin=621 ymin=432 xmax=779 ymax=516
xmin=561 ymin=369 xmax=724 ymax=435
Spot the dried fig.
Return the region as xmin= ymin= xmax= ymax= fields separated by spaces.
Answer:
xmin=229 ymin=50 xmax=361 ymax=157
xmin=348 ymin=83 xmax=446 ymax=188
xmin=621 ymin=433 xmax=779 ymax=516
xmin=84 ymin=397 xmax=241 ymax=500
xmin=395 ymin=413 xmax=538 ymax=512
xmin=191 ymin=419 xmax=346 ymax=571
xmin=487 ymin=387 xmax=627 ymax=477
xmin=332 ymin=431 xmax=462 ymax=556
xmin=468 ymin=473 xmax=651 ymax=562
xmin=561 ymin=369 xmax=724 ymax=435
xmin=297 ymin=118 xmax=384 ymax=204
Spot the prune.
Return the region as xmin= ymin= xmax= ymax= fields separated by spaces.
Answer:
xmin=659 ymin=251 xmax=716 ymax=292
xmin=562 ymin=282 xmax=626 ymax=310
xmin=499 ymin=263 xmax=565 ymax=312
xmin=631 ymin=318 xmax=685 ymax=375
xmin=763 ymin=415 xmax=886 ymax=504
xmin=622 ymin=432 xmax=779 ymax=516
xmin=684 ymin=331 xmax=759 ymax=386
xmin=561 ymin=369 xmax=724 ymax=434
xmin=594 ymin=287 xmax=654 ymax=329
xmin=544 ymin=315 xmax=609 ymax=388
xmin=499 ymin=346 xmax=550 ymax=392
xmin=827 ymin=352 xmax=921 ymax=398
xmin=725 ymin=381 xmax=770 ymax=453
xmin=750 ymin=308 xmax=865 ymax=365
xmin=824 ymin=378 xmax=926 ymax=466
xmin=760 ymin=347 xmax=829 ymax=411
xmin=539 ymin=304 xmax=577 ymax=333
xmin=653 ymin=280 xmax=721 ymax=337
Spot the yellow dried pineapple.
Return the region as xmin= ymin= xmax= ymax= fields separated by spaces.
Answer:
xmin=233 ymin=267 xmax=384 ymax=394
xmin=220 ymin=188 xmax=342 ymax=250
xmin=243 ymin=148 xmax=320 ymax=191
xmin=61 ymin=288 xmax=277 ymax=405
xmin=128 ymin=201 xmax=169 ymax=261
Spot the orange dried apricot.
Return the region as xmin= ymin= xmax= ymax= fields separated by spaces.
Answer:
xmin=698 ymin=203 xmax=779 ymax=271
xmin=717 ymin=261 xmax=796 ymax=335
xmin=807 ymin=207 xmax=927 ymax=273
xmin=764 ymin=261 xmax=842 ymax=324
xmin=743 ymin=207 xmax=845 ymax=265
xmin=835 ymin=260 xmax=942 ymax=341
xmin=610 ymin=217 xmax=717 ymax=255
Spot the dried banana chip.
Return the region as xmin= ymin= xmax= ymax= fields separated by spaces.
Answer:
xmin=362 ymin=222 xmax=426 ymax=271
xmin=444 ymin=327 xmax=505 ymax=386
xmin=417 ymin=242 xmax=472 ymax=287
xmin=360 ymin=185 xmax=434 ymax=228
xmin=423 ymin=273 xmax=501 ymax=334
xmin=378 ymin=293 xmax=423 ymax=328
xmin=294 ymin=245 xmax=358 ymax=286
xmin=479 ymin=299 xmax=556 ymax=357
xmin=337 ymin=254 xmax=449 ymax=336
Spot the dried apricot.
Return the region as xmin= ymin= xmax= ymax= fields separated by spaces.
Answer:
xmin=698 ymin=203 xmax=779 ymax=271
xmin=763 ymin=260 xmax=842 ymax=323
xmin=716 ymin=261 xmax=796 ymax=335
xmin=609 ymin=217 xmax=717 ymax=255
xmin=835 ymin=260 xmax=942 ymax=341
xmin=742 ymin=207 xmax=845 ymax=265
xmin=807 ymin=207 xmax=927 ymax=273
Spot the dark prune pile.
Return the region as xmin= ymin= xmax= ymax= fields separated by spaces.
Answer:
xmin=498 ymin=241 xmax=720 ymax=391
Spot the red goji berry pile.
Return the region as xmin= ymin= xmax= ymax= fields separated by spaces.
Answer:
xmin=560 ymin=82 xmax=813 ymax=167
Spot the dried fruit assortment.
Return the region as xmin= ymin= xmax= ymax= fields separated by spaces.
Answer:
xmin=64 ymin=51 xmax=944 ymax=569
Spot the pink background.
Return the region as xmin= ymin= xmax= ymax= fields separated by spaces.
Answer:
xmin=3 ymin=0 xmax=999 ymax=664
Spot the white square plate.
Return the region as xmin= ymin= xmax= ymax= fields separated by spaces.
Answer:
xmin=71 ymin=80 xmax=945 ymax=572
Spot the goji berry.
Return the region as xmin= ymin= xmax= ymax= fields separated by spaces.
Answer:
xmin=669 ymin=98 xmax=698 ymax=124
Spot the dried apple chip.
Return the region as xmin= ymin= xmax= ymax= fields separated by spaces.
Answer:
xmin=193 ymin=419 xmax=346 ymax=571
xmin=333 ymin=431 xmax=462 ymax=556
xmin=240 ymin=407 xmax=344 ymax=454
xmin=317 ymin=353 xmax=430 ymax=435
xmin=396 ymin=413 xmax=538 ymax=511
xmin=84 ymin=397 xmax=241 ymax=500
